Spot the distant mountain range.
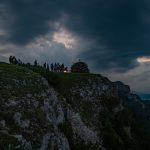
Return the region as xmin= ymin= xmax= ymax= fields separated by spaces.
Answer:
xmin=133 ymin=91 xmax=150 ymax=100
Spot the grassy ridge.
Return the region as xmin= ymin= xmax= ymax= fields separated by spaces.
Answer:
xmin=0 ymin=62 xmax=110 ymax=101
xmin=14 ymin=63 xmax=109 ymax=96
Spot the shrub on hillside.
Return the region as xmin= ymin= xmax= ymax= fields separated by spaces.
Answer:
xmin=71 ymin=61 xmax=89 ymax=73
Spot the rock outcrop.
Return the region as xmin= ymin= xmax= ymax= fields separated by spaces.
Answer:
xmin=0 ymin=63 xmax=150 ymax=150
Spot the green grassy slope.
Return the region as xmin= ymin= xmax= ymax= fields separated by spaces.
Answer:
xmin=17 ymin=63 xmax=109 ymax=96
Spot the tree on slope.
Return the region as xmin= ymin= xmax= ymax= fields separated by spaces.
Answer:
xmin=71 ymin=61 xmax=89 ymax=73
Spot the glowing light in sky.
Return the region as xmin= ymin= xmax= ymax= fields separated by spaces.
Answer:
xmin=137 ymin=57 xmax=150 ymax=63
xmin=53 ymin=28 xmax=76 ymax=49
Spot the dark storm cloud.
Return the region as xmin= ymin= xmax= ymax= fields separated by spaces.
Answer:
xmin=64 ymin=0 xmax=150 ymax=71
xmin=1 ymin=0 xmax=150 ymax=71
xmin=2 ymin=0 xmax=69 ymax=44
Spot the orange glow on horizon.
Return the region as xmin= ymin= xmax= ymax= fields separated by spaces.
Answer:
xmin=137 ymin=57 xmax=150 ymax=63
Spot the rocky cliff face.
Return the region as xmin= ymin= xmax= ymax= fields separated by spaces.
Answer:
xmin=0 ymin=63 xmax=150 ymax=150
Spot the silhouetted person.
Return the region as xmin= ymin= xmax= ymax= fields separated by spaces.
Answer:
xmin=60 ymin=64 xmax=64 ymax=72
xmin=47 ymin=64 xmax=49 ymax=71
xmin=54 ymin=63 xmax=57 ymax=72
xmin=34 ymin=60 xmax=38 ymax=66
xmin=11 ymin=56 xmax=17 ymax=64
xmin=43 ymin=62 xmax=47 ymax=69
xmin=51 ymin=63 xmax=54 ymax=71
xmin=56 ymin=63 xmax=59 ymax=72
xmin=9 ymin=56 xmax=12 ymax=64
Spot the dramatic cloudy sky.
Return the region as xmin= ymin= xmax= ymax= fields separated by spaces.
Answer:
xmin=1 ymin=0 xmax=150 ymax=93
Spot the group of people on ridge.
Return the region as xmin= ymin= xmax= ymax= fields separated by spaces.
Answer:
xmin=34 ymin=60 xmax=68 ymax=72
xmin=9 ymin=56 xmax=68 ymax=72
xmin=9 ymin=56 xmax=22 ymax=65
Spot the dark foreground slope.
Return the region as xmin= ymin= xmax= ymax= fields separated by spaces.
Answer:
xmin=0 ymin=62 xmax=150 ymax=150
